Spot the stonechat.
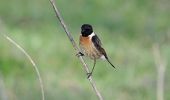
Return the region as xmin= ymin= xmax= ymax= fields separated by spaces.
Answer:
xmin=79 ymin=24 xmax=115 ymax=78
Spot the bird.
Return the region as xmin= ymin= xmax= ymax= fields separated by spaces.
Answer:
xmin=78 ymin=24 xmax=115 ymax=78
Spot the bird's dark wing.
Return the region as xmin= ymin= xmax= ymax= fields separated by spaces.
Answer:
xmin=92 ymin=34 xmax=115 ymax=68
xmin=92 ymin=34 xmax=108 ymax=58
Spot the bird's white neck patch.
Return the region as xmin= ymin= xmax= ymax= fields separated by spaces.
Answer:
xmin=89 ymin=32 xmax=95 ymax=39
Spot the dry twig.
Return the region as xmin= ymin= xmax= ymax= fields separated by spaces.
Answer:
xmin=1 ymin=34 xmax=45 ymax=100
xmin=49 ymin=0 xmax=104 ymax=100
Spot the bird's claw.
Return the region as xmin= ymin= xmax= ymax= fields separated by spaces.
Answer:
xmin=76 ymin=52 xmax=84 ymax=57
xmin=87 ymin=72 xmax=92 ymax=78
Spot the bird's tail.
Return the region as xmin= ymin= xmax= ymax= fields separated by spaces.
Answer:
xmin=106 ymin=58 xmax=115 ymax=68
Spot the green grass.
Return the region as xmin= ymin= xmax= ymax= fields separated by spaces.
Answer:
xmin=0 ymin=0 xmax=170 ymax=100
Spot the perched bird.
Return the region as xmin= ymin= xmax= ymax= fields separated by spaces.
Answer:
xmin=78 ymin=24 xmax=115 ymax=78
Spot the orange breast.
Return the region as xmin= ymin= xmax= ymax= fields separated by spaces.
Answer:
xmin=79 ymin=35 xmax=91 ymax=46
xmin=79 ymin=35 xmax=101 ymax=59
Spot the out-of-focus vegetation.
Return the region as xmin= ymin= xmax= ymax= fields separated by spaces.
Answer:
xmin=0 ymin=0 xmax=170 ymax=100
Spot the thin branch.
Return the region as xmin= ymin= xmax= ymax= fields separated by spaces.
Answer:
xmin=152 ymin=44 xmax=166 ymax=100
xmin=1 ymin=34 xmax=45 ymax=100
xmin=49 ymin=0 xmax=104 ymax=100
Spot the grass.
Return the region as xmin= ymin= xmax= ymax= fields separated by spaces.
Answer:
xmin=0 ymin=0 xmax=170 ymax=100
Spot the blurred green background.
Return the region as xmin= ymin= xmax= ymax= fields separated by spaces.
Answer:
xmin=0 ymin=0 xmax=170 ymax=100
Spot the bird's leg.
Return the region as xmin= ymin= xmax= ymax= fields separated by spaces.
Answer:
xmin=87 ymin=59 xmax=96 ymax=78
xmin=76 ymin=52 xmax=84 ymax=57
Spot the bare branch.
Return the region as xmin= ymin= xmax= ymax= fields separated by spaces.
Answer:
xmin=49 ymin=0 xmax=104 ymax=100
xmin=152 ymin=44 xmax=166 ymax=100
xmin=1 ymin=34 xmax=45 ymax=100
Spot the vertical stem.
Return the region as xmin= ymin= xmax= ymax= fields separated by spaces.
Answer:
xmin=153 ymin=44 xmax=166 ymax=100
xmin=0 ymin=75 xmax=8 ymax=100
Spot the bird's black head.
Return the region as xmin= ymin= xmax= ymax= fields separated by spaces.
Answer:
xmin=81 ymin=24 xmax=93 ymax=37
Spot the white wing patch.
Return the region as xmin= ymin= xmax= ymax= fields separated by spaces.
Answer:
xmin=100 ymin=55 xmax=106 ymax=60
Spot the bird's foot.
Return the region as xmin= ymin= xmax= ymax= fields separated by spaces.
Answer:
xmin=76 ymin=52 xmax=84 ymax=57
xmin=87 ymin=72 xmax=92 ymax=78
